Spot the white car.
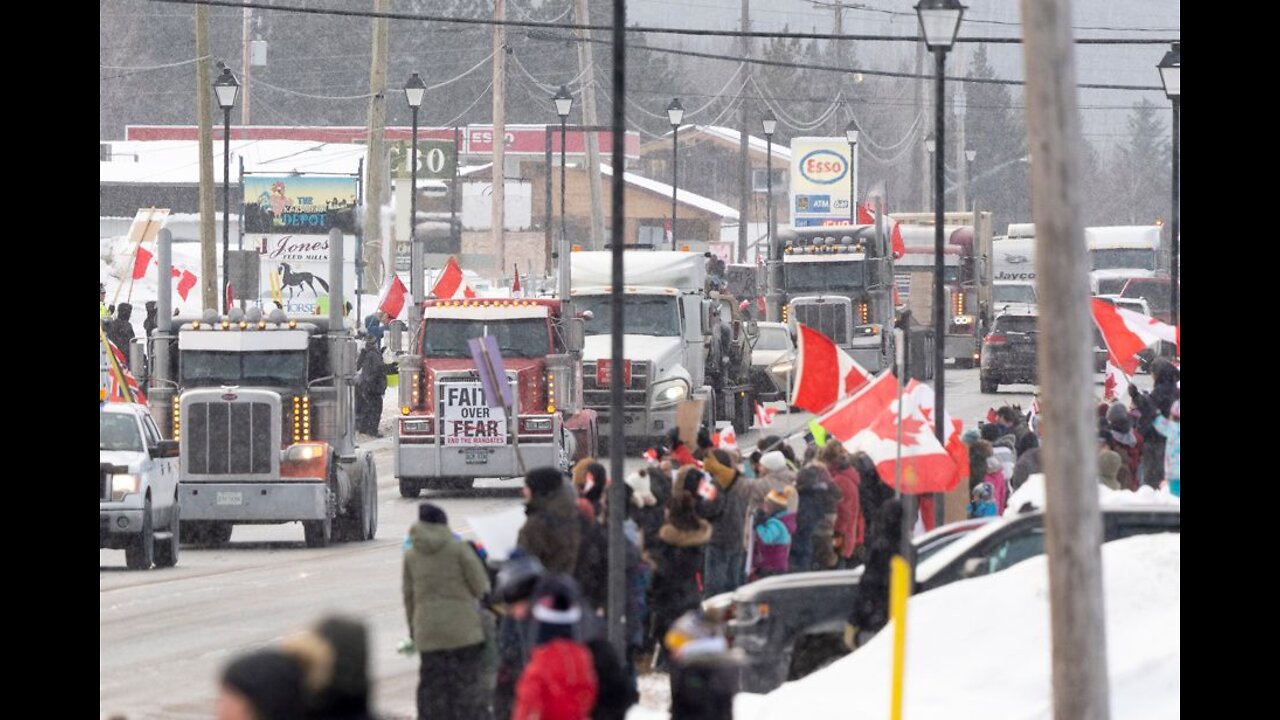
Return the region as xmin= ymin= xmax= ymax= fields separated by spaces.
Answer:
xmin=100 ymin=403 xmax=181 ymax=569
xmin=750 ymin=321 xmax=795 ymax=402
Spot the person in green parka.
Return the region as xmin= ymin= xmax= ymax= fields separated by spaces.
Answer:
xmin=403 ymin=502 xmax=492 ymax=720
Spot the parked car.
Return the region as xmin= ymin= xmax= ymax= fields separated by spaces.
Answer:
xmin=721 ymin=506 xmax=1180 ymax=693
xmin=749 ymin=321 xmax=795 ymax=402
xmin=717 ymin=517 xmax=993 ymax=693
xmin=979 ymin=312 xmax=1038 ymax=393
xmin=100 ymin=402 xmax=181 ymax=569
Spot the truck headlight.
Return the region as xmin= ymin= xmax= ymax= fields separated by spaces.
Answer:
xmin=400 ymin=419 xmax=434 ymax=435
xmin=283 ymin=444 xmax=326 ymax=462
xmin=652 ymin=379 xmax=689 ymax=406
xmin=952 ymin=315 xmax=975 ymax=325
xmin=111 ymin=473 xmax=140 ymax=502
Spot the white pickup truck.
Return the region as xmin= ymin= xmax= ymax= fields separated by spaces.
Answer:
xmin=100 ymin=402 xmax=181 ymax=569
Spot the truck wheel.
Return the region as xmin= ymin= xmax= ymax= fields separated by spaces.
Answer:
xmin=124 ymin=498 xmax=155 ymax=570
xmin=303 ymin=516 xmax=332 ymax=548
xmin=980 ymin=374 xmax=998 ymax=394
xmin=399 ymin=478 xmax=419 ymax=499
xmin=153 ymin=500 xmax=180 ymax=568
xmin=364 ymin=455 xmax=379 ymax=540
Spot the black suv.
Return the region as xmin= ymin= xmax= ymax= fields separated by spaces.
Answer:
xmin=980 ymin=312 xmax=1038 ymax=393
xmin=721 ymin=506 xmax=1180 ymax=693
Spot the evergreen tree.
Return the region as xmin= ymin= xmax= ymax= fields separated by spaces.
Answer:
xmin=963 ymin=44 xmax=1028 ymax=232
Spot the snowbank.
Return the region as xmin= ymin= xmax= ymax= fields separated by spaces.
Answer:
xmin=737 ymin=533 xmax=1180 ymax=719
xmin=1003 ymin=473 xmax=1180 ymax=518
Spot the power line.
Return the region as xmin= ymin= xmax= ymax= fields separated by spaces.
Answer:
xmin=810 ymin=0 xmax=1181 ymax=33
xmin=148 ymin=0 xmax=1178 ymax=45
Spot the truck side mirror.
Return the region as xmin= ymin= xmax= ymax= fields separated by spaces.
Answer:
xmin=567 ymin=318 xmax=585 ymax=353
xmin=150 ymin=439 xmax=180 ymax=459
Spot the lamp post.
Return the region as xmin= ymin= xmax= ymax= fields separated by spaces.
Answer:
xmin=667 ymin=98 xmax=685 ymax=250
xmin=916 ymin=0 xmax=965 ymax=532
xmin=846 ymin=120 xmax=860 ymax=224
xmin=554 ymin=86 xmax=574 ymax=249
xmin=1158 ymin=43 xmax=1179 ymax=328
xmin=404 ymin=72 xmax=426 ymax=328
xmin=213 ymin=67 xmax=240 ymax=313
xmin=763 ymin=111 xmax=777 ymax=252
xmin=965 ymin=148 xmax=977 ymax=212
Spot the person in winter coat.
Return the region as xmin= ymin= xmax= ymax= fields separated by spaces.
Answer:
xmin=280 ymin=615 xmax=377 ymax=720
xmin=362 ymin=312 xmax=388 ymax=346
xmin=821 ymin=443 xmax=862 ymax=568
xmin=1103 ymin=403 xmax=1142 ymax=490
xmin=700 ymin=449 xmax=753 ymax=597
xmin=846 ymin=497 xmax=902 ymax=648
xmin=517 ymin=467 xmax=582 ymax=575
xmin=1131 ymin=359 xmax=1179 ymax=488
xmin=354 ymin=336 xmax=387 ymax=436
xmin=850 ymin=452 xmax=894 ymax=565
xmin=790 ymin=464 xmax=837 ymax=573
xmin=1009 ymin=443 xmax=1043 ymax=494
xmin=751 ymin=488 xmax=796 ymax=578
xmin=966 ymin=434 xmax=989 ymax=493
xmin=402 ymin=503 xmax=492 ymax=720
xmin=650 ymin=493 xmax=714 ymax=669
xmin=218 ymin=649 xmax=306 ymax=720
xmin=753 ymin=451 xmax=799 ymax=514
xmin=514 ymin=575 xmax=598 ymax=720
xmin=983 ymin=455 xmax=1009 ymax=514
xmin=625 ymin=466 xmax=667 ymax=550
xmin=574 ymin=488 xmax=609 ymax=617
xmin=967 ymin=482 xmax=997 ymax=518
xmin=1153 ymin=400 xmax=1180 ymax=496
xmin=106 ymin=301 xmax=136 ymax=351
xmin=991 ymin=434 xmax=1017 ymax=486
xmin=492 ymin=555 xmax=546 ymax=720
xmin=143 ymin=300 xmax=159 ymax=338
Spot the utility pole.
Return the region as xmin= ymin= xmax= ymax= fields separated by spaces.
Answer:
xmin=1020 ymin=0 xmax=1111 ymax=717
xmin=492 ymin=0 xmax=508 ymax=281
xmin=363 ymin=0 xmax=389 ymax=292
xmin=917 ymin=40 xmax=929 ymax=211
xmin=241 ymin=3 xmax=251 ymax=125
xmin=737 ymin=0 xmax=751 ymax=262
xmin=196 ymin=4 xmax=217 ymax=311
xmin=574 ymin=0 xmax=606 ymax=249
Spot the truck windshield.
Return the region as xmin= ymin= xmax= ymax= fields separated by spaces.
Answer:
xmin=784 ymin=261 xmax=866 ymax=292
xmin=574 ymin=295 xmax=680 ymax=337
xmin=100 ymin=413 xmax=143 ymax=452
xmin=1090 ymin=249 xmax=1155 ymax=271
xmin=423 ymin=318 xmax=550 ymax=358
xmin=181 ymin=351 xmax=307 ymax=387
xmin=755 ymin=326 xmax=793 ymax=351
xmin=994 ymin=284 xmax=1037 ymax=304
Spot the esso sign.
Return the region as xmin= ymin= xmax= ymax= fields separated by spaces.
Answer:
xmin=800 ymin=150 xmax=848 ymax=185
xmin=469 ymin=129 xmax=516 ymax=148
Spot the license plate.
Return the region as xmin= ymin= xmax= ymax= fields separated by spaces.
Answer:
xmin=216 ymin=492 xmax=243 ymax=506
xmin=464 ymin=449 xmax=489 ymax=465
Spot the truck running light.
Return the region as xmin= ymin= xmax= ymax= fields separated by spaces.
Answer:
xmin=952 ymin=291 xmax=965 ymax=316
xmin=221 ymin=321 xmax=230 ymax=330
xmin=238 ymin=321 xmax=248 ymax=330
xmin=781 ymin=304 xmax=789 ymax=323
xmin=859 ymin=302 xmax=870 ymax=324
xmin=171 ymin=395 xmax=181 ymax=437
xmin=288 ymin=320 xmax=297 ymax=329
xmin=546 ymin=372 xmax=556 ymax=414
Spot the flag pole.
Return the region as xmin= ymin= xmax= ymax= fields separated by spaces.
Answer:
xmin=894 ymin=327 xmax=905 ymax=498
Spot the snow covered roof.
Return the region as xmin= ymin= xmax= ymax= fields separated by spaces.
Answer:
xmin=600 ymin=165 xmax=739 ymax=220
xmin=100 ymin=140 xmax=367 ymax=184
xmin=647 ymin=124 xmax=792 ymax=162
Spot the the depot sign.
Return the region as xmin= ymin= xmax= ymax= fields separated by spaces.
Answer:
xmin=790 ymin=137 xmax=854 ymax=228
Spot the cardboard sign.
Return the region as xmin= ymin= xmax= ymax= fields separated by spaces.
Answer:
xmin=468 ymin=335 xmax=513 ymax=410
xmin=675 ymin=398 xmax=706 ymax=449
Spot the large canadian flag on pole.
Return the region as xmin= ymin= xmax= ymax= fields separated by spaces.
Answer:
xmin=790 ymin=324 xmax=871 ymax=414
xmin=1103 ymin=360 xmax=1131 ymax=402
xmin=378 ymin=275 xmax=410 ymax=319
xmin=430 ymin=257 xmax=477 ymax=300
xmin=904 ymin=378 xmax=969 ymax=487
xmin=844 ymin=391 xmax=959 ymax=495
xmin=815 ymin=370 xmax=898 ymax=442
xmin=1090 ymin=298 xmax=1177 ymax=375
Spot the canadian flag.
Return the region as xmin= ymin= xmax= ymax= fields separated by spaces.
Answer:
xmin=754 ymin=402 xmax=777 ymax=428
xmin=170 ymin=267 xmax=198 ymax=301
xmin=790 ymin=324 xmax=871 ymax=414
xmin=856 ymin=199 xmax=905 ymax=259
xmin=1104 ymin=360 xmax=1131 ymax=402
xmin=904 ymin=379 xmax=969 ymax=487
xmin=844 ymin=391 xmax=958 ymax=495
xmin=511 ymin=264 xmax=523 ymax=298
xmin=132 ymin=245 xmax=154 ymax=280
xmin=815 ymin=370 xmax=898 ymax=442
xmin=717 ymin=425 xmax=739 ymax=451
xmin=1091 ymin=298 xmax=1177 ymax=375
xmin=378 ymin=275 xmax=410 ymax=319
xmin=103 ymin=336 xmax=146 ymax=404
xmin=431 ymin=257 xmax=477 ymax=300
xmin=890 ymin=222 xmax=905 ymax=260
xmin=857 ymin=201 xmax=876 ymax=225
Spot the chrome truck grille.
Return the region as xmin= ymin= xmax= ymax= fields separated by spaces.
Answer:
xmin=792 ymin=302 xmax=850 ymax=344
xmin=581 ymin=360 xmax=651 ymax=409
xmin=185 ymin=401 xmax=274 ymax=475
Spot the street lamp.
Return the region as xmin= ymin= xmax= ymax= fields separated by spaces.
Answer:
xmin=1158 ymin=42 xmax=1179 ymax=328
xmin=404 ymin=72 xmax=426 ymax=326
xmin=667 ymin=98 xmax=685 ymax=250
xmin=763 ymin=111 xmax=777 ymax=252
xmin=916 ymin=0 xmax=965 ymax=531
xmin=214 ymin=67 xmax=240 ymax=313
xmin=554 ymin=85 xmax=574 ymax=250
xmin=846 ymin=120 xmax=860 ymax=225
